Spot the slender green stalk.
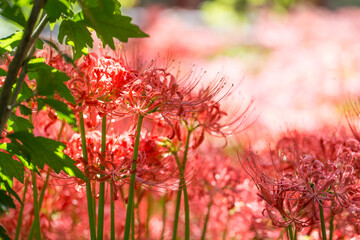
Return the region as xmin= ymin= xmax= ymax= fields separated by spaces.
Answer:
xmin=31 ymin=171 xmax=41 ymax=240
xmin=79 ymin=112 xmax=97 ymax=240
xmin=123 ymin=114 xmax=144 ymax=240
xmin=329 ymin=213 xmax=334 ymax=240
xmin=28 ymin=121 xmax=65 ymax=240
xmin=93 ymin=182 xmax=97 ymax=225
xmin=131 ymin=203 xmax=135 ymax=240
xmin=183 ymin=186 xmax=190 ymax=240
xmin=15 ymin=178 xmax=29 ymax=240
xmin=110 ymin=183 xmax=115 ymax=240
xmin=27 ymin=168 xmax=51 ymax=240
xmin=287 ymin=225 xmax=294 ymax=240
xmin=172 ymin=188 xmax=182 ymax=240
xmin=97 ymin=116 xmax=106 ymax=240
xmin=160 ymin=194 xmax=167 ymax=240
xmin=182 ymin=132 xmax=191 ymax=240
xmin=172 ymin=131 xmax=192 ymax=240
xmin=319 ymin=202 xmax=327 ymax=240
xmin=201 ymin=197 xmax=213 ymax=240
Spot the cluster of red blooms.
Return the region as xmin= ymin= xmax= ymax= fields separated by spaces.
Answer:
xmin=42 ymin=49 xmax=251 ymax=194
xmin=243 ymin=129 xmax=360 ymax=238
xmin=1 ymin=46 xmax=256 ymax=239
xmin=65 ymin=130 xmax=181 ymax=195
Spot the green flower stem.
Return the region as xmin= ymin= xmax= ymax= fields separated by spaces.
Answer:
xmin=28 ymin=121 xmax=65 ymax=240
xmin=79 ymin=112 xmax=97 ymax=240
xmin=97 ymin=116 xmax=106 ymax=240
xmin=110 ymin=183 xmax=115 ymax=240
xmin=27 ymin=168 xmax=51 ymax=240
xmin=201 ymin=197 xmax=213 ymax=240
xmin=319 ymin=202 xmax=327 ymax=240
xmin=287 ymin=225 xmax=294 ymax=240
xmin=123 ymin=114 xmax=144 ymax=240
xmin=131 ymin=203 xmax=135 ymax=240
xmin=172 ymin=130 xmax=192 ymax=240
xmin=15 ymin=177 xmax=29 ymax=240
xmin=160 ymin=194 xmax=167 ymax=240
xmin=31 ymin=171 xmax=41 ymax=240
xmin=329 ymin=212 xmax=334 ymax=240
xmin=172 ymin=188 xmax=182 ymax=240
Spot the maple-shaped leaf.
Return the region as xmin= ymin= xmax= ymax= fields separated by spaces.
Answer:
xmin=0 ymin=190 xmax=16 ymax=215
xmin=0 ymin=31 xmax=23 ymax=54
xmin=0 ymin=1 xmax=26 ymax=28
xmin=38 ymin=98 xmax=77 ymax=128
xmin=0 ymin=225 xmax=11 ymax=240
xmin=83 ymin=8 xmax=148 ymax=49
xmin=58 ymin=19 xmax=93 ymax=60
xmin=44 ymin=0 xmax=73 ymax=23
xmin=27 ymin=62 xmax=75 ymax=105
xmin=7 ymin=113 xmax=33 ymax=133
xmin=9 ymin=132 xmax=86 ymax=181
xmin=0 ymin=152 xmax=24 ymax=185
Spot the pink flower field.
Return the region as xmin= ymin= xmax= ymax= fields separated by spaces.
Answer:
xmin=1 ymin=1 xmax=360 ymax=240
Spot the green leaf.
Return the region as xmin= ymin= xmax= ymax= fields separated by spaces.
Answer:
xmin=97 ymin=0 xmax=121 ymax=14
xmin=83 ymin=8 xmax=148 ymax=49
xmin=36 ymin=38 xmax=44 ymax=49
xmin=1 ymin=142 xmax=34 ymax=172
xmin=17 ymin=81 xmax=33 ymax=102
xmin=0 ymin=1 xmax=27 ymax=28
xmin=0 ymin=31 xmax=23 ymax=54
xmin=0 ymin=68 xmax=6 ymax=76
xmin=27 ymin=62 xmax=76 ymax=104
xmin=38 ymin=98 xmax=77 ymax=127
xmin=58 ymin=19 xmax=93 ymax=60
xmin=7 ymin=113 xmax=33 ymax=133
xmin=19 ymin=105 xmax=32 ymax=115
xmin=44 ymin=0 xmax=73 ymax=23
xmin=0 ymin=189 xmax=16 ymax=215
xmin=0 ymin=152 xmax=24 ymax=184
xmin=9 ymin=132 xmax=87 ymax=181
xmin=0 ymin=175 xmax=21 ymax=203
xmin=0 ymin=225 xmax=11 ymax=240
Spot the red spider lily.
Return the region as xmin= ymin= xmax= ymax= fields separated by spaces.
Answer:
xmin=65 ymin=53 xmax=136 ymax=115
xmin=65 ymin=130 xmax=181 ymax=197
xmin=173 ymin=83 xmax=254 ymax=148
xmin=47 ymin=50 xmax=234 ymax=134
xmin=242 ymin=131 xmax=360 ymax=234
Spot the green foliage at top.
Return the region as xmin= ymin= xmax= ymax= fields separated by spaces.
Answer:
xmin=58 ymin=18 xmax=93 ymax=60
xmin=0 ymin=31 xmax=23 ymax=54
xmin=83 ymin=8 xmax=148 ymax=49
xmin=0 ymin=1 xmax=27 ymax=28
xmin=57 ymin=0 xmax=148 ymax=59
xmin=201 ymin=0 xmax=296 ymax=26
xmin=44 ymin=0 xmax=73 ymax=22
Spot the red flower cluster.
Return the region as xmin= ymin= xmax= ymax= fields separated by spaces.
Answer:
xmin=243 ymin=130 xmax=360 ymax=236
